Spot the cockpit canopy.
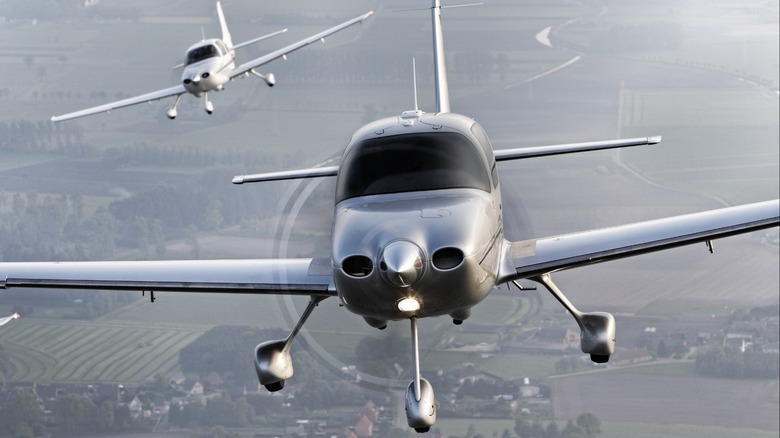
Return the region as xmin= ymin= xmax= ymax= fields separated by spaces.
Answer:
xmin=185 ymin=40 xmax=229 ymax=65
xmin=336 ymin=132 xmax=491 ymax=203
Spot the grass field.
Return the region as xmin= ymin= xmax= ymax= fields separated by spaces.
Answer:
xmin=433 ymin=418 xmax=779 ymax=438
xmin=2 ymin=318 xmax=202 ymax=384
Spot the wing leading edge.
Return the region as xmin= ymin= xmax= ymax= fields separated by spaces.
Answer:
xmin=51 ymin=85 xmax=187 ymax=122
xmin=1 ymin=258 xmax=335 ymax=296
xmin=500 ymin=199 xmax=779 ymax=282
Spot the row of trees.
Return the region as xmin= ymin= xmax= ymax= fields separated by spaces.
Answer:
xmin=0 ymin=120 xmax=86 ymax=154
xmin=695 ymin=346 xmax=779 ymax=379
xmin=514 ymin=413 xmax=602 ymax=438
xmin=0 ymin=192 xmax=115 ymax=262
xmin=0 ymin=390 xmax=132 ymax=438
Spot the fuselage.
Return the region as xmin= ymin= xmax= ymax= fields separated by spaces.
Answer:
xmin=332 ymin=111 xmax=504 ymax=326
xmin=181 ymin=38 xmax=235 ymax=96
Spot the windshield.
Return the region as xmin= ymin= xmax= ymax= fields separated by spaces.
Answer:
xmin=336 ymin=132 xmax=491 ymax=202
xmin=186 ymin=44 xmax=219 ymax=65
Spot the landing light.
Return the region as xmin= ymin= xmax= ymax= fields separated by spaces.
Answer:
xmin=398 ymin=298 xmax=421 ymax=313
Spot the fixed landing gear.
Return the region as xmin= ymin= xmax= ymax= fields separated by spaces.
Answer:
xmin=405 ymin=316 xmax=436 ymax=432
xmin=532 ymin=273 xmax=616 ymax=363
xmin=254 ymin=296 xmax=327 ymax=391
xmin=204 ymin=94 xmax=214 ymax=115
xmin=250 ymin=69 xmax=276 ymax=87
xmin=166 ymin=94 xmax=183 ymax=119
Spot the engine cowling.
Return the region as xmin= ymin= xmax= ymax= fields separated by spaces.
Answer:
xmin=578 ymin=312 xmax=616 ymax=364
xmin=254 ymin=339 xmax=293 ymax=392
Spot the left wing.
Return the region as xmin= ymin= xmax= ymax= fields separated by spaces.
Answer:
xmin=499 ymin=199 xmax=779 ymax=282
xmin=51 ymin=85 xmax=187 ymax=122
xmin=233 ymin=165 xmax=339 ymax=184
xmin=230 ymin=11 xmax=373 ymax=79
xmin=1 ymin=258 xmax=335 ymax=296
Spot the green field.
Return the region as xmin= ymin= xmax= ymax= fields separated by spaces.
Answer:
xmin=2 ymin=318 xmax=202 ymax=384
xmin=433 ymin=418 xmax=778 ymax=438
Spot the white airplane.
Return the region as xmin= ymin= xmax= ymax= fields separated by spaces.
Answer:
xmin=0 ymin=312 xmax=20 ymax=327
xmin=50 ymin=2 xmax=373 ymax=121
xmin=3 ymin=1 xmax=778 ymax=433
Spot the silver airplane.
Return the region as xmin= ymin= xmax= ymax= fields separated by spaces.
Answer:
xmin=3 ymin=1 xmax=779 ymax=433
xmin=51 ymin=2 xmax=373 ymax=121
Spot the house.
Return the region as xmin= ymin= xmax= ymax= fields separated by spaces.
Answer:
xmin=615 ymin=347 xmax=654 ymax=366
xmin=126 ymin=396 xmax=143 ymax=418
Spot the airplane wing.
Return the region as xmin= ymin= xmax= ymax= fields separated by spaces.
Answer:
xmin=230 ymin=11 xmax=373 ymax=79
xmin=233 ymin=165 xmax=339 ymax=184
xmin=0 ymin=313 xmax=20 ymax=327
xmin=494 ymin=136 xmax=661 ymax=161
xmin=51 ymin=85 xmax=187 ymax=122
xmin=0 ymin=258 xmax=335 ymax=296
xmin=501 ymin=199 xmax=779 ymax=281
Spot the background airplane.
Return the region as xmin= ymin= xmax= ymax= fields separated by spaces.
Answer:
xmin=50 ymin=2 xmax=372 ymax=121
xmin=2 ymin=0 xmax=778 ymax=433
xmin=0 ymin=312 xmax=20 ymax=327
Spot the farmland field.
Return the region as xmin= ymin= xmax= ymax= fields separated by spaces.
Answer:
xmin=2 ymin=318 xmax=203 ymax=384
xmin=549 ymin=371 xmax=780 ymax=432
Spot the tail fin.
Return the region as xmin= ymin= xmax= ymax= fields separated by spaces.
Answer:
xmin=431 ymin=0 xmax=450 ymax=113
xmin=216 ymin=1 xmax=233 ymax=49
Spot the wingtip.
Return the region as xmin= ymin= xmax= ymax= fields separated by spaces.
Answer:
xmin=648 ymin=135 xmax=662 ymax=144
xmin=232 ymin=175 xmax=244 ymax=184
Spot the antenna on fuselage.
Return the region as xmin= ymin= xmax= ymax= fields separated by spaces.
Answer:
xmin=413 ymin=58 xmax=419 ymax=112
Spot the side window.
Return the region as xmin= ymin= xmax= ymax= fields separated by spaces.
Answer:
xmin=472 ymin=122 xmax=498 ymax=188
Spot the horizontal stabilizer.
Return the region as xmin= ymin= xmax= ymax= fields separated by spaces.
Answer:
xmin=233 ymin=166 xmax=339 ymax=184
xmin=494 ymin=136 xmax=661 ymax=161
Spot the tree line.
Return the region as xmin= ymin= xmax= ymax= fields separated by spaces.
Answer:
xmin=695 ymin=346 xmax=779 ymax=379
xmin=0 ymin=120 xmax=87 ymax=155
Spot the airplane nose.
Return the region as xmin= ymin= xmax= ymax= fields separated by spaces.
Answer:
xmin=379 ymin=241 xmax=424 ymax=288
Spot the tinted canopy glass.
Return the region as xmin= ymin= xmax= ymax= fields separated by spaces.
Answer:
xmin=186 ymin=44 xmax=219 ymax=65
xmin=336 ymin=132 xmax=491 ymax=202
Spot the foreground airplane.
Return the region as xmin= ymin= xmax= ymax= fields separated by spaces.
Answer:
xmin=51 ymin=2 xmax=373 ymax=121
xmin=3 ymin=1 xmax=779 ymax=433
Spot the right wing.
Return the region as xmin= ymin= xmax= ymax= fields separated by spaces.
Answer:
xmin=500 ymin=199 xmax=779 ymax=282
xmin=494 ymin=136 xmax=661 ymax=161
xmin=230 ymin=11 xmax=373 ymax=79
xmin=1 ymin=258 xmax=334 ymax=296
xmin=51 ymin=85 xmax=187 ymax=122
